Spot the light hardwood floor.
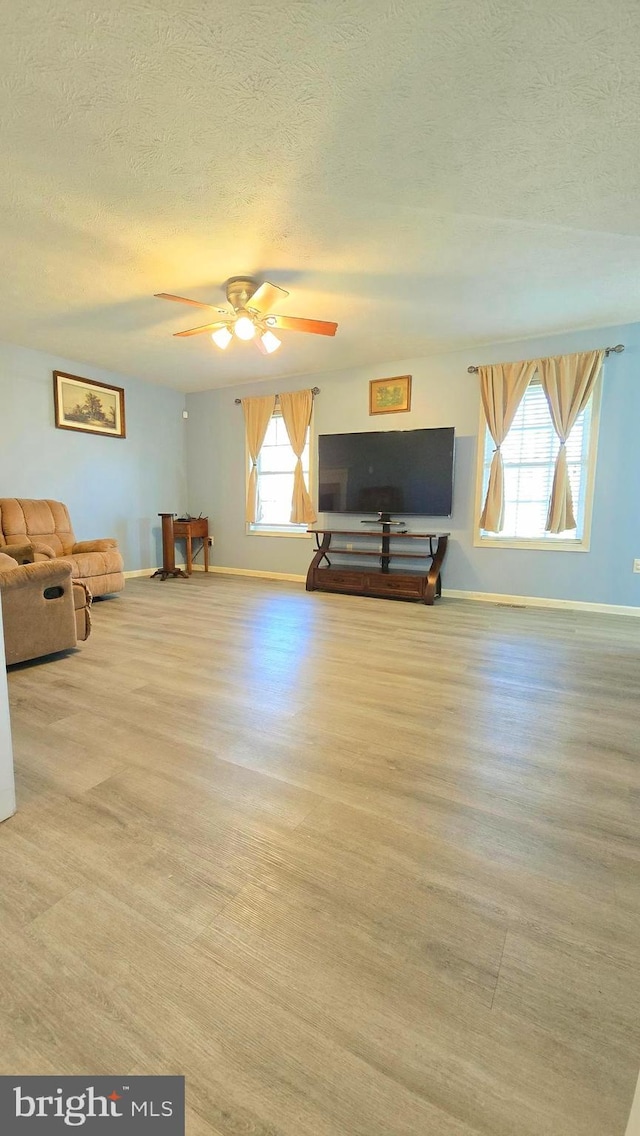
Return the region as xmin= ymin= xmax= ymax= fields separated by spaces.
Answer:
xmin=2 ymin=575 xmax=639 ymax=1135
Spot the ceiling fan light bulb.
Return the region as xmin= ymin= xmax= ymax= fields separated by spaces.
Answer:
xmin=211 ymin=326 xmax=232 ymax=349
xmin=260 ymin=330 xmax=281 ymax=354
xmin=234 ymin=315 xmax=256 ymax=340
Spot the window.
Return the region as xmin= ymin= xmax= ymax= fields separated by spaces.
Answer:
xmin=475 ymin=378 xmax=601 ymax=550
xmin=247 ymin=409 xmax=311 ymax=535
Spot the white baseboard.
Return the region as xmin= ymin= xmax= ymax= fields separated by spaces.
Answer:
xmin=445 ymin=588 xmax=640 ymax=617
xmin=125 ymin=565 xmax=189 ymax=578
xmin=200 ymin=565 xmax=307 ymax=583
xmin=125 ymin=567 xmax=639 ymax=615
xmin=125 ymin=565 xmax=306 ymax=583
xmin=205 ymin=572 xmax=639 ymax=614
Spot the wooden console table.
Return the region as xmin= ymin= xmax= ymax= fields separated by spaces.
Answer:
xmin=306 ymin=528 xmax=449 ymax=605
xmin=173 ymin=517 xmax=209 ymax=575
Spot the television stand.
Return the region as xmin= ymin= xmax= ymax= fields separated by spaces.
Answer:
xmin=360 ymin=513 xmax=407 ymax=573
xmin=306 ymin=528 xmax=449 ymax=605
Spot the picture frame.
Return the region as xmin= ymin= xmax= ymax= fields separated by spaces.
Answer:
xmin=53 ymin=371 xmax=126 ymax=438
xmin=369 ymin=375 xmax=412 ymax=416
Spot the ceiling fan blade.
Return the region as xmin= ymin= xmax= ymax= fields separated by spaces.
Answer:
xmin=247 ymin=281 xmax=290 ymax=314
xmin=174 ymin=321 xmax=232 ymax=338
xmin=268 ymin=314 xmax=338 ymax=337
xmin=155 ymin=293 xmax=223 ymax=311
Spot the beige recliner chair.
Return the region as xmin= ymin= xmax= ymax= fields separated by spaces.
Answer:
xmin=0 ymin=551 xmax=91 ymax=665
xmin=0 ymin=499 xmax=124 ymax=598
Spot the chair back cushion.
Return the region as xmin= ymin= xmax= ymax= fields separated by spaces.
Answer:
xmin=0 ymin=499 xmax=75 ymax=557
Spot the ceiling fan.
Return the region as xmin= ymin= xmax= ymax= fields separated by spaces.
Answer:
xmin=155 ymin=277 xmax=338 ymax=355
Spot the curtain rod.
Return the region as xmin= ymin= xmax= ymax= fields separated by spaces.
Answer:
xmin=466 ymin=344 xmax=624 ymax=374
xmin=235 ymin=386 xmax=320 ymax=405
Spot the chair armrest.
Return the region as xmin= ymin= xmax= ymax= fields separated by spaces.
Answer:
xmin=31 ymin=542 xmax=57 ymax=559
xmin=0 ymin=559 xmax=72 ymax=592
xmin=1 ymin=541 xmax=56 ymax=561
xmin=1 ymin=543 xmax=35 ymax=563
xmin=72 ymin=539 xmax=118 ymax=553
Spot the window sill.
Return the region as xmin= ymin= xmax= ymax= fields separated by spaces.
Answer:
xmin=246 ymin=526 xmax=312 ymax=539
xmin=474 ymin=535 xmax=590 ymax=552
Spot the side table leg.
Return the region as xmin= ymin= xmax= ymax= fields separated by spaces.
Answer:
xmin=151 ymin=513 xmax=188 ymax=580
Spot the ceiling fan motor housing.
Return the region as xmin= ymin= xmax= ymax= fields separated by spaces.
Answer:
xmin=225 ymin=276 xmax=260 ymax=312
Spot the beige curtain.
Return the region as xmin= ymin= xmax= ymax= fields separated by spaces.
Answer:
xmin=278 ymin=389 xmax=317 ymax=525
xmin=242 ymin=394 xmax=276 ymax=523
xmin=479 ymin=360 xmax=538 ymax=532
xmin=538 ymin=350 xmax=603 ymax=533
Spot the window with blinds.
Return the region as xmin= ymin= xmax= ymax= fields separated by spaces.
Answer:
xmin=477 ymin=379 xmax=599 ymax=547
xmin=248 ymin=409 xmax=311 ymax=534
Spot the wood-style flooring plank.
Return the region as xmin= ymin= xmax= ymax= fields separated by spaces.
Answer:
xmin=2 ymin=574 xmax=639 ymax=1135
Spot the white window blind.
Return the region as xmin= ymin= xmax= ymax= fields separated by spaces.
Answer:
xmin=249 ymin=410 xmax=310 ymax=532
xmin=479 ymin=380 xmax=594 ymax=543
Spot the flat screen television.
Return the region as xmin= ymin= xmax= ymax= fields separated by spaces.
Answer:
xmin=318 ymin=427 xmax=455 ymax=517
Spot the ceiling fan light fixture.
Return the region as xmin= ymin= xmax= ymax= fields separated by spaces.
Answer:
xmin=211 ymin=326 xmax=233 ymax=349
xmin=265 ymin=316 xmax=277 ymax=327
xmin=234 ymin=315 xmax=256 ymax=340
xmin=260 ymin=330 xmax=281 ymax=354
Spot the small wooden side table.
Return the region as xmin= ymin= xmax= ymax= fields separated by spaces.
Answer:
xmin=173 ymin=517 xmax=209 ymax=575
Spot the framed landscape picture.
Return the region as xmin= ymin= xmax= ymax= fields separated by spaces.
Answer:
xmin=53 ymin=371 xmax=126 ymax=438
xmin=369 ymin=375 xmax=412 ymax=415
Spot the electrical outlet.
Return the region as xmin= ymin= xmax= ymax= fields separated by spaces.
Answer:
xmin=633 ymin=559 xmax=640 ymax=573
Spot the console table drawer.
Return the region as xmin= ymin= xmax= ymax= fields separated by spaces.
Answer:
xmin=366 ymin=573 xmax=424 ymax=597
xmin=319 ymin=569 xmax=366 ymax=591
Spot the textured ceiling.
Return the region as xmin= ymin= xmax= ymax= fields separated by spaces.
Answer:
xmin=1 ymin=0 xmax=640 ymax=391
